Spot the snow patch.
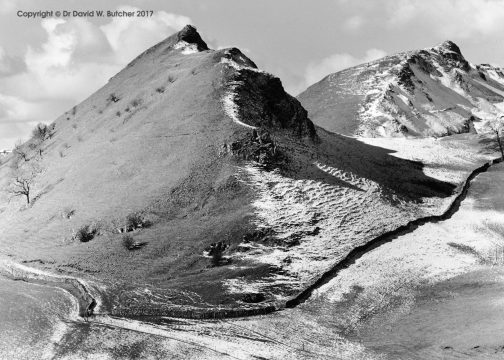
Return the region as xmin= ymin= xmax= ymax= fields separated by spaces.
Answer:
xmin=220 ymin=56 xmax=264 ymax=74
xmin=225 ymin=161 xmax=419 ymax=297
xmin=173 ymin=41 xmax=199 ymax=55
xmin=220 ymin=79 xmax=257 ymax=130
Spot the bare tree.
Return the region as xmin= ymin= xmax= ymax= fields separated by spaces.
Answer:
xmin=482 ymin=116 xmax=504 ymax=160
xmin=8 ymin=162 xmax=42 ymax=205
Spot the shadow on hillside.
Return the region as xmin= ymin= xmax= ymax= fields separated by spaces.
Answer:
xmin=478 ymin=136 xmax=503 ymax=155
xmin=285 ymin=128 xmax=457 ymax=201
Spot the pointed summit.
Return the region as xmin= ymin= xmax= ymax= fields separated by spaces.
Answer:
xmin=125 ymin=24 xmax=209 ymax=67
xmin=298 ymin=39 xmax=504 ymax=137
xmin=437 ymin=40 xmax=462 ymax=55
xmin=176 ymin=24 xmax=209 ymax=51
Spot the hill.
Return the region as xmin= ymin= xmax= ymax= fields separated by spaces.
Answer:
xmin=298 ymin=40 xmax=504 ymax=137
xmin=0 ymin=27 xmax=495 ymax=316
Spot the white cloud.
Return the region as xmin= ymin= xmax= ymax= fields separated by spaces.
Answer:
xmin=343 ymin=15 xmax=364 ymax=31
xmin=100 ymin=6 xmax=191 ymax=64
xmin=0 ymin=0 xmax=17 ymax=14
xmin=304 ymin=48 xmax=387 ymax=87
xmin=0 ymin=7 xmax=192 ymax=149
xmin=0 ymin=46 xmax=24 ymax=75
xmin=387 ymin=0 xmax=504 ymax=39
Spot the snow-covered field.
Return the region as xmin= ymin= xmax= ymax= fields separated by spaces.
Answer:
xmin=223 ymin=133 xmax=496 ymax=303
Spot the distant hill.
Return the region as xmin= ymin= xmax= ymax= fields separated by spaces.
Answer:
xmin=0 ymin=27 xmax=484 ymax=315
xmin=298 ymin=40 xmax=504 ymax=137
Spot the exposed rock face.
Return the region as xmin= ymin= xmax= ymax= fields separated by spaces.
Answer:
xmin=177 ymin=24 xmax=209 ymax=51
xmin=227 ymin=129 xmax=279 ymax=167
xmin=219 ymin=48 xmax=317 ymax=140
xmin=298 ymin=40 xmax=504 ymax=137
xmin=232 ymin=69 xmax=317 ymax=139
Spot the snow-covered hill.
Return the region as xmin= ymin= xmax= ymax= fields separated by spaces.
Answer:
xmin=298 ymin=40 xmax=504 ymax=137
xmin=0 ymin=28 xmax=497 ymax=316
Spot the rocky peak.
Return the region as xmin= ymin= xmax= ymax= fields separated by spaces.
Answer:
xmin=427 ymin=40 xmax=470 ymax=72
xmin=437 ymin=40 xmax=462 ymax=55
xmin=176 ymin=24 xmax=209 ymax=51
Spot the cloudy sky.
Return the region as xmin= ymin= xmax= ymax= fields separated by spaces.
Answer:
xmin=0 ymin=0 xmax=503 ymax=149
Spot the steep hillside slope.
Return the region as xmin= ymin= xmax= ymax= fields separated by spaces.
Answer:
xmin=298 ymin=41 xmax=504 ymax=137
xmin=0 ymin=28 xmax=494 ymax=316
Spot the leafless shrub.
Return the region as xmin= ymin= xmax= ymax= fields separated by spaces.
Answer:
xmin=13 ymin=141 xmax=28 ymax=163
xmin=122 ymin=234 xmax=145 ymax=250
xmin=125 ymin=212 xmax=150 ymax=232
xmin=107 ymin=93 xmax=120 ymax=103
xmin=32 ymin=123 xmax=51 ymax=142
xmin=73 ymin=224 xmax=98 ymax=242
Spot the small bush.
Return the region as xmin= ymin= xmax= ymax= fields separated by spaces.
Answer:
xmin=107 ymin=93 xmax=120 ymax=103
xmin=155 ymin=86 xmax=165 ymax=93
xmin=207 ymin=241 xmax=229 ymax=267
xmin=74 ymin=224 xmax=97 ymax=242
xmin=125 ymin=212 xmax=148 ymax=232
xmin=32 ymin=123 xmax=51 ymax=142
xmin=122 ymin=234 xmax=140 ymax=250
xmin=13 ymin=142 xmax=28 ymax=162
xmin=212 ymin=250 xmax=223 ymax=266
xmin=130 ymin=98 xmax=142 ymax=108
xmin=72 ymin=124 xmax=77 ymax=129
xmin=72 ymin=106 xmax=77 ymax=116
xmin=116 ymin=111 xmax=121 ymax=117
xmin=168 ymin=75 xmax=176 ymax=83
